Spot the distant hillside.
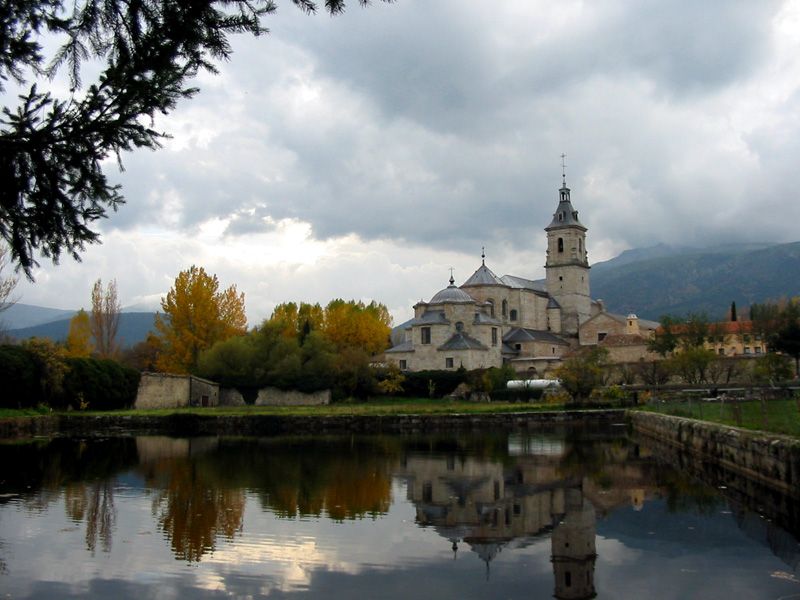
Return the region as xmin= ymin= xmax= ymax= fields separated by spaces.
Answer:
xmin=591 ymin=242 xmax=800 ymax=320
xmin=0 ymin=303 xmax=76 ymax=329
xmin=7 ymin=312 xmax=158 ymax=347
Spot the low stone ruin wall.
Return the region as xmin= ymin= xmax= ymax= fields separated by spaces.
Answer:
xmin=135 ymin=373 xmax=220 ymax=409
xmin=135 ymin=373 xmax=190 ymax=409
xmin=629 ymin=411 xmax=800 ymax=497
xmin=255 ymin=387 xmax=330 ymax=406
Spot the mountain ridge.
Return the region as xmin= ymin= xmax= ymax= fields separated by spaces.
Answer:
xmin=590 ymin=241 xmax=800 ymax=320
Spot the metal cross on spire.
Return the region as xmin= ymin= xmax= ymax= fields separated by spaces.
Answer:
xmin=561 ymin=153 xmax=567 ymax=187
xmin=448 ymin=267 xmax=455 ymax=285
xmin=481 ymin=246 xmax=486 ymax=265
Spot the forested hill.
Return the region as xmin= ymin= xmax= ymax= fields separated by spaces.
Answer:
xmin=590 ymin=241 xmax=800 ymax=321
xmin=5 ymin=312 xmax=158 ymax=348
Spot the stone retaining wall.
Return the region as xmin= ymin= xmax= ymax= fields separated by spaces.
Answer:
xmin=629 ymin=411 xmax=800 ymax=497
xmin=0 ymin=410 xmax=626 ymax=438
xmin=0 ymin=416 xmax=59 ymax=438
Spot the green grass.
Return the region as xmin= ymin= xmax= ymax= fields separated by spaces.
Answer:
xmin=0 ymin=397 xmax=571 ymax=419
xmin=639 ymin=398 xmax=800 ymax=438
xmin=0 ymin=407 xmax=54 ymax=418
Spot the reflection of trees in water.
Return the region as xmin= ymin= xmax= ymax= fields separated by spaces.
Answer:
xmin=0 ymin=438 xmax=138 ymax=556
xmin=249 ymin=438 xmax=395 ymax=520
xmin=194 ymin=437 xmax=398 ymax=520
xmin=141 ymin=458 xmax=245 ymax=563
xmin=64 ymin=481 xmax=117 ymax=553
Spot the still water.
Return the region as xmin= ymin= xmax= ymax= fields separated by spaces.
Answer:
xmin=0 ymin=428 xmax=798 ymax=599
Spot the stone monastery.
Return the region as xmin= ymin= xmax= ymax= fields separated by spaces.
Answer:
xmin=385 ymin=174 xmax=659 ymax=376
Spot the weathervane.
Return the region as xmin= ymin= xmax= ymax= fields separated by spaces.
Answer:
xmin=481 ymin=246 xmax=486 ymax=266
xmin=561 ymin=152 xmax=567 ymax=186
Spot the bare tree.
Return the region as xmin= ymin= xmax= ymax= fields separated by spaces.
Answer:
xmin=90 ymin=279 xmax=121 ymax=358
xmin=0 ymin=245 xmax=19 ymax=336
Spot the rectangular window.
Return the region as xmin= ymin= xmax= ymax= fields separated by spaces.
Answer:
xmin=510 ymin=309 xmax=518 ymax=321
xmin=421 ymin=327 xmax=431 ymax=344
xmin=491 ymin=328 xmax=498 ymax=347
xmin=445 ymin=357 xmax=454 ymax=368
xmin=744 ymin=347 xmax=751 ymax=354
xmin=399 ymin=359 xmax=407 ymax=370
xmin=598 ymin=332 xmax=607 ymax=342
xmin=718 ymin=348 xmax=725 ymax=355
xmin=755 ymin=347 xmax=762 ymax=354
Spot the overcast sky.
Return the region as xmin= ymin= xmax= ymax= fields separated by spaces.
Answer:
xmin=9 ymin=0 xmax=800 ymax=325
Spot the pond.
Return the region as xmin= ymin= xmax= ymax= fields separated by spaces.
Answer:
xmin=0 ymin=427 xmax=798 ymax=599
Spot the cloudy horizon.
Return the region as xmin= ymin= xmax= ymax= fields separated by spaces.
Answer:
xmin=8 ymin=0 xmax=800 ymax=325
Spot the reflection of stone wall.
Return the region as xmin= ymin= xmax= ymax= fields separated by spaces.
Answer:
xmin=136 ymin=436 xmax=219 ymax=462
xmin=630 ymin=412 xmax=800 ymax=497
xmin=255 ymin=387 xmax=330 ymax=406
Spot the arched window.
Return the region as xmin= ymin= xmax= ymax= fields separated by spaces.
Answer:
xmin=455 ymin=321 xmax=464 ymax=332
xmin=501 ymin=299 xmax=508 ymax=318
xmin=558 ymin=238 xmax=564 ymax=253
xmin=578 ymin=238 xmax=582 ymax=255
xmin=486 ymin=299 xmax=495 ymax=317
xmin=509 ymin=309 xmax=518 ymax=321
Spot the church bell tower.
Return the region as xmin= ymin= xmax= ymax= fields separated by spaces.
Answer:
xmin=545 ymin=159 xmax=591 ymax=335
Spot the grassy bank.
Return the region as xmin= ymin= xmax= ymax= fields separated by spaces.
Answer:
xmin=639 ymin=398 xmax=800 ymax=438
xmin=6 ymin=396 xmax=796 ymax=438
xmin=1 ymin=397 xmax=568 ymax=419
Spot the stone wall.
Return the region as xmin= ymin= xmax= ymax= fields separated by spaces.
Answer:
xmin=46 ymin=409 xmax=625 ymax=437
xmin=135 ymin=373 xmax=190 ymax=409
xmin=220 ymin=388 xmax=246 ymax=406
xmin=255 ymin=387 xmax=331 ymax=406
xmin=579 ymin=312 xmax=625 ymax=345
xmin=629 ymin=411 xmax=800 ymax=497
xmin=135 ymin=373 xmax=220 ymax=409
xmin=188 ymin=376 xmax=219 ymax=407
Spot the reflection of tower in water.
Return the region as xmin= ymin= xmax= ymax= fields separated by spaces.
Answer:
xmin=551 ymin=487 xmax=597 ymax=599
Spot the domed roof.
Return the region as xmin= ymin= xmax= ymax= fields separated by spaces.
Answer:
xmin=429 ymin=277 xmax=475 ymax=304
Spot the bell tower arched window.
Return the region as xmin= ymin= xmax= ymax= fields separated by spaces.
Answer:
xmin=558 ymin=238 xmax=564 ymax=253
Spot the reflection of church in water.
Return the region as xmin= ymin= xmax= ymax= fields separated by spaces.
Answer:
xmin=396 ymin=437 xmax=655 ymax=600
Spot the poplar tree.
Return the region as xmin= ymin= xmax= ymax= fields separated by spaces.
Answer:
xmin=65 ymin=308 xmax=93 ymax=357
xmin=90 ymin=278 xmax=121 ymax=358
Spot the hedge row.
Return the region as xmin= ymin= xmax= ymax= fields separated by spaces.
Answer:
xmin=0 ymin=345 xmax=140 ymax=410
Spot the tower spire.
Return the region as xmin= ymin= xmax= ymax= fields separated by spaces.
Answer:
xmin=481 ymin=246 xmax=486 ymax=266
xmin=561 ymin=153 xmax=567 ymax=187
xmin=449 ymin=267 xmax=455 ymax=286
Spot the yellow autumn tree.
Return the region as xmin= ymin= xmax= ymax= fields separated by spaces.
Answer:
xmin=155 ymin=266 xmax=247 ymax=374
xmin=322 ymin=299 xmax=392 ymax=355
xmin=270 ymin=301 xmax=325 ymax=340
xmin=65 ymin=309 xmax=93 ymax=357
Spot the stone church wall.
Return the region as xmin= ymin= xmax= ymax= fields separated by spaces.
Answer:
xmin=579 ymin=313 xmax=626 ymax=346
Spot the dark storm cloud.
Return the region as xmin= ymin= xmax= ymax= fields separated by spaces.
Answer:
xmin=102 ymin=0 xmax=797 ymax=258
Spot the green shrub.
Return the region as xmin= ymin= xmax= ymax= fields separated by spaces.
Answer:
xmin=61 ymin=358 xmax=140 ymax=410
xmin=0 ymin=345 xmax=41 ymax=408
xmin=400 ymin=370 xmax=469 ymax=398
